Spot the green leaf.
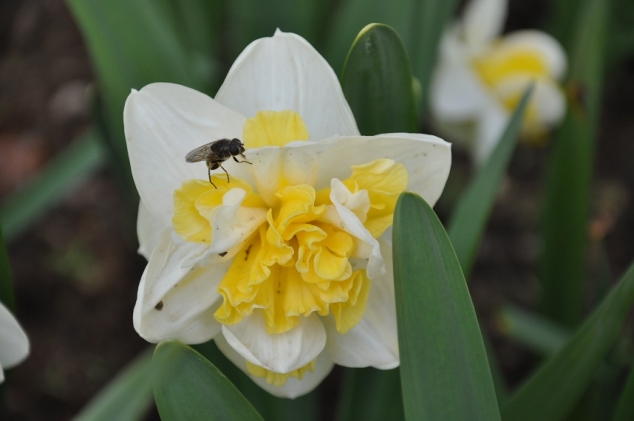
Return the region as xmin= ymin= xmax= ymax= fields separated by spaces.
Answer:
xmin=408 ymin=0 xmax=460 ymax=117
xmin=0 ymin=130 xmax=105 ymax=243
xmin=67 ymin=0 xmax=208 ymax=180
xmin=497 ymin=305 xmax=570 ymax=356
xmin=341 ymin=24 xmax=418 ymax=135
xmin=74 ymin=348 xmax=156 ymax=421
xmin=539 ymin=0 xmax=609 ymax=327
xmin=502 ymin=262 xmax=634 ymax=421
xmin=324 ymin=0 xmax=418 ymax=76
xmin=448 ymin=85 xmax=533 ymax=277
xmin=613 ymin=364 xmax=634 ymax=421
xmin=335 ymin=368 xmax=404 ymax=421
xmin=225 ymin=0 xmax=328 ymax=58
xmin=153 ymin=341 xmax=263 ymax=421
xmin=193 ymin=339 xmax=320 ymax=421
xmin=0 ymin=226 xmax=14 ymax=311
xmin=392 ymin=192 xmax=500 ymax=421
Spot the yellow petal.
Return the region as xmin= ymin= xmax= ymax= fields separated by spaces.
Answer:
xmin=331 ymin=270 xmax=371 ymax=334
xmin=172 ymin=179 xmax=215 ymax=243
xmin=243 ymin=110 xmax=309 ymax=148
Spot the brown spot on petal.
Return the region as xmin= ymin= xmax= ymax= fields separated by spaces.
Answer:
xmin=219 ymin=251 xmax=228 ymax=257
xmin=155 ymin=301 xmax=164 ymax=311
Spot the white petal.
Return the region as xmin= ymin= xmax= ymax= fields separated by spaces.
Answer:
xmin=222 ymin=312 xmax=326 ymax=373
xmin=137 ymin=200 xmax=164 ymax=260
xmin=0 ymin=303 xmax=29 ymax=369
xmin=133 ymin=231 xmax=229 ymax=344
xmin=498 ymin=30 xmax=567 ymax=79
xmin=243 ymin=134 xmax=451 ymax=209
xmin=462 ymin=0 xmax=507 ymax=49
xmin=215 ymin=334 xmax=334 ymax=399
xmin=324 ymin=178 xmax=384 ymax=278
xmin=200 ymin=188 xmax=267 ymax=256
xmin=324 ymin=237 xmax=398 ymax=369
xmin=215 ymin=29 xmax=359 ymax=139
xmin=124 ymin=83 xmax=247 ymax=227
xmin=474 ymin=97 xmax=509 ymax=165
xmin=431 ymin=44 xmax=489 ymax=121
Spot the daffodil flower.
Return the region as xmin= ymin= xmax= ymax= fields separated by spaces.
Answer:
xmin=0 ymin=302 xmax=29 ymax=382
xmin=126 ymin=30 xmax=451 ymax=398
xmin=431 ymin=0 xmax=567 ymax=164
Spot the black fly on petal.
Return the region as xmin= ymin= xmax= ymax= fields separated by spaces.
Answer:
xmin=185 ymin=138 xmax=252 ymax=188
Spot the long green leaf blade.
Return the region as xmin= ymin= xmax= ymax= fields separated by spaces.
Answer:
xmin=448 ymin=85 xmax=533 ymax=277
xmin=409 ymin=0 xmax=460 ymax=117
xmin=393 ymin=192 xmax=500 ymax=420
xmin=335 ymin=368 xmax=404 ymax=421
xmin=324 ymin=0 xmax=419 ymax=77
xmin=613 ymin=364 xmax=634 ymax=421
xmin=67 ymin=0 xmax=207 ymax=179
xmin=502 ymin=262 xmax=634 ymax=421
xmin=539 ymin=0 xmax=608 ymax=327
xmin=341 ymin=24 xmax=418 ymax=135
xmin=0 ymin=131 xmax=105 ymax=243
xmin=74 ymin=349 xmax=155 ymax=421
xmin=153 ymin=341 xmax=263 ymax=421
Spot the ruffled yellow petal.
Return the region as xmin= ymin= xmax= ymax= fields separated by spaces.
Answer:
xmin=346 ymin=159 xmax=408 ymax=238
xmin=331 ymin=270 xmax=371 ymax=334
xmin=172 ymin=179 xmax=216 ymax=243
xmin=243 ymin=110 xmax=309 ymax=148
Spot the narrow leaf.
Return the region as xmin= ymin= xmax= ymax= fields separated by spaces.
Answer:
xmin=502 ymin=262 xmax=634 ymax=421
xmin=341 ymin=24 xmax=418 ymax=135
xmin=448 ymin=85 xmax=533 ymax=277
xmin=74 ymin=349 xmax=156 ymax=421
xmin=393 ymin=192 xmax=500 ymax=421
xmin=613 ymin=364 xmax=634 ymax=421
xmin=0 ymin=131 xmax=105 ymax=243
xmin=497 ymin=305 xmax=570 ymax=356
xmin=194 ymin=339 xmax=320 ymax=421
xmin=153 ymin=341 xmax=263 ymax=421
xmin=324 ymin=0 xmax=419 ymax=77
xmin=539 ymin=0 xmax=609 ymax=326
xmin=408 ymin=0 xmax=460 ymax=117
xmin=335 ymin=368 xmax=404 ymax=421
xmin=67 ymin=0 xmax=207 ymax=180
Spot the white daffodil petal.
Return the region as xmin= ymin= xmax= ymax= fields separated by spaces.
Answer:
xmin=133 ymin=231 xmax=228 ymax=344
xmin=222 ymin=312 xmax=326 ymax=373
xmin=326 ymin=178 xmax=384 ymax=278
xmin=462 ymin=0 xmax=507 ymax=49
xmin=137 ymin=200 xmax=164 ymax=260
xmin=124 ymin=83 xmax=247 ymax=226
xmin=324 ymin=237 xmax=398 ymax=369
xmin=198 ymin=188 xmax=267 ymax=255
xmin=474 ymin=97 xmax=509 ymax=165
xmin=215 ymin=29 xmax=359 ymax=139
xmin=498 ymin=30 xmax=568 ymax=79
xmin=0 ymin=303 xmax=29 ymax=370
xmin=431 ymin=48 xmax=488 ymax=121
xmin=215 ymin=334 xmax=334 ymax=399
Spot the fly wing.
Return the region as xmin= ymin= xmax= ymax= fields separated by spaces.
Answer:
xmin=185 ymin=143 xmax=214 ymax=163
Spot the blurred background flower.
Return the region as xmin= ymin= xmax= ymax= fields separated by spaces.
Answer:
xmin=430 ymin=0 xmax=567 ymax=164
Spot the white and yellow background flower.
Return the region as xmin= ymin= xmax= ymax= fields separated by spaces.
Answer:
xmin=431 ymin=0 xmax=567 ymax=163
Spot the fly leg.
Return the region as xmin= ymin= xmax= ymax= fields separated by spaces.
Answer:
xmin=233 ymin=154 xmax=252 ymax=165
xmin=207 ymin=161 xmax=218 ymax=189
